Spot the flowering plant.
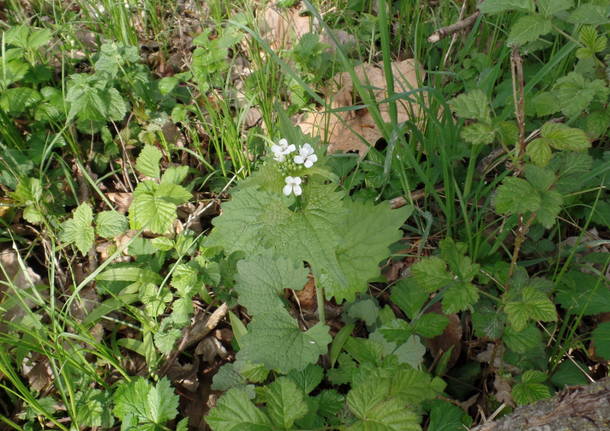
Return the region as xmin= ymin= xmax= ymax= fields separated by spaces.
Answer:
xmin=271 ymin=139 xmax=318 ymax=196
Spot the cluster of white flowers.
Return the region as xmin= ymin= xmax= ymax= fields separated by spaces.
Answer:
xmin=271 ymin=139 xmax=318 ymax=197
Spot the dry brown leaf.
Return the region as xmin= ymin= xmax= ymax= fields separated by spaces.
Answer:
xmin=259 ymin=5 xmax=313 ymax=50
xmin=22 ymin=354 xmax=53 ymax=393
xmin=493 ymin=374 xmax=515 ymax=407
xmin=293 ymin=274 xmax=317 ymax=312
xmin=298 ymin=59 xmax=426 ymax=158
xmin=106 ymin=192 xmax=133 ymax=214
xmin=0 ymin=249 xmax=42 ymax=325
xmin=424 ymin=302 xmax=462 ymax=370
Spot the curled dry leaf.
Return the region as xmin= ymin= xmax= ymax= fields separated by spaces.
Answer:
xmin=106 ymin=192 xmax=133 ymax=214
xmin=0 ymin=249 xmax=42 ymax=324
xmin=293 ymin=274 xmax=317 ymax=312
xmin=298 ymin=59 xmax=427 ymax=158
xmin=259 ymin=5 xmax=314 ymax=50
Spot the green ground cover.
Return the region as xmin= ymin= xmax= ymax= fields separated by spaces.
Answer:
xmin=0 ymin=0 xmax=608 ymax=429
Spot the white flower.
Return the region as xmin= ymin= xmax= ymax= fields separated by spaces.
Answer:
xmin=294 ymin=143 xmax=317 ymax=168
xmin=283 ymin=176 xmax=302 ymax=196
xmin=271 ymin=138 xmax=296 ymax=162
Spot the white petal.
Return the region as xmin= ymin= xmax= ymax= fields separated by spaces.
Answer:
xmin=278 ymin=138 xmax=288 ymax=147
xmin=293 ymin=177 xmax=302 ymax=185
xmin=304 ymin=159 xmax=313 ymax=168
xmin=285 ymin=176 xmax=294 ymax=183
xmin=293 ymin=184 xmax=302 ymax=196
xmin=309 ymin=154 xmax=318 ymax=163
xmin=283 ymin=184 xmax=293 ymax=196
xmin=294 ymin=155 xmax=304 ymax=164
xmin=286 ymin=144 xmax=296 ymax=153
xmin=274 ymin=153 xmax=285 ymax=162
xmin=302 ymin=143 xmax=314 ymax=155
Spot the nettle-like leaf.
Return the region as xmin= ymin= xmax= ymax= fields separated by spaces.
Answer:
xmin=495 ymin=177 xmax=541 ymax=214
xmin=60 ymin=203 xmax=95 ymax=255
xmin=206 ymin=388 xmax=273 ymax=431
xmin=537 ymin=0 xmax=573 ymax=17
xmin=207 ymin=182 xmax=408 ymax=302
xmin=113 ymin=377 xmax=179 ymax=429
xmin=553 ymin=72 xmax=609 ymax=118
xmin=136 ymin=145 xmax=163 ymax=179
xmin=460 ymin=122 xmax=496 ymax=145
xmin=538 ymin=122 xmax=591 ymax=152
xmin=447 ymin=89 xmax=490 ymax=122
xmin=264 ymin=377 xmax=309 ymax=429
xmin=512 ymin=370 xmax=551 ymax=406
xmin=507 ymin=15 xmax=552 ymax=46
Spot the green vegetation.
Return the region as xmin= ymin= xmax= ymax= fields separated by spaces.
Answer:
xmin=0 ymin=0 xmax=608 ymax=430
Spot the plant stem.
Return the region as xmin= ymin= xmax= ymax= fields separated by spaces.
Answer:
xmin=506 ymin=212 xmax=537 ymax=285
xmin=316 ymin=281 xmax=326 ymax=325
xmin=510 ymin=46 xmax=526 ymax=172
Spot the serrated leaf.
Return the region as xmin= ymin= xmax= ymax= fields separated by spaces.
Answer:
xmin=95 ymin=211 xmax=128 ymax=239
xmin=316 ymin=390 xmax=345 ymax=417
xmin=530 ymin=92 xmax=560 ymax=117
xmin=443 ymin=282 xmax=479 ymax=314
xmin=447 ymin=89 xmax=490 ymax=122
xmin=512 ymin=371 xmax=551 ymax=405
xmin=524 ymin=165 xmax=556 ymax=191
xmin=413 ymin=313 xmax=449 ymax=338
xmin=541 ymin=122 xmax=590 ymax=151
xmin=478 ymin=0 xmax=534 ymax=14
xmin=347 ymin=297 xmax=380 ymax=326
xmin=526 ymin=139 xmax=552 ymax=166
xmin=537 ymin=0 xmax=573 ymax=16
xmin=161 ymin=165 xmax=189 ymax=185
xmin=60 ymin=203 xmax=95 ymax=255
xmin=113 ymin=378 xmax=150 ymax=422
xmin=411 ymin=257 xmax=452 ymax=293
xmin=238 ymin=308 xmax=332 ymax=373
xmin=130 ymin=180 xmax=181 ymax=234
xmin=146 ymin=378 xmax=179 ymax=424
xmin=154 ymin=325 xmax=181 ymax=354
xmin=235 ymin=252 xmax=309 ymax=316
xmin=553 ymin=72 xmax=609 ymax=118
xmin=461 ymin=122 xmax=496 ymax=145
xmin=206 ymin=388 xmax=273 ymax=431
xmin=391 ymin=278 xmax=427 ymax=319
xmin=472 ymin=305 xmax=506 ymax=339
xmin=427 ymin=399 xmax=472 ymax=431
xmin=556 ymin=271 xmax=610 ymax=315
xmin=504 ymin=325 xmax=542 ymax=353
xmin=536 ymin=190 xmax=562 ymax=229
xmin=507 ymin=16 xmax=552 ymax=46
xmin=567 ymin=3 xmax=609 ymax=25
xmin=494 ymin=177 xmax=541 ymax=215
xmin=287 ymin=364 xmax=324 ymax=394
xmin=347 ymin=378 xmax=421 ymax=431
xmin=592 ymin=321 xmax=610 ymax=360
xmin=265 ymin=377 xmax=309 ymax=429
xmin=136 ymin=145 xmax=163 ymax=178
xmin=551 ymin=360 xmax=589 ymax=387
xmin=505 ymin=286 xmax=557 ymax=332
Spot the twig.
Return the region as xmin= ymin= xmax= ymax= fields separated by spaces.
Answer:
xmin=506 ymin=212 xmax=537 ymax=284
xmin=510 ymin=47 xmax=526 ymax=172
xmin=428 ymin=11 xmax=480 ymax=43
xmin=389 ymin=187 xmax=444 ymax=209
xmin=442 ymin=1 xmax=468 ymax=67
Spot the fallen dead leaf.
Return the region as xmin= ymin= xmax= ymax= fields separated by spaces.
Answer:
xmin=424 ymin=302 xmax=462 ymax=370
xmin=0 ymin=249 xmax=43 ymax=325
xmin=493 ymin=373 xmax=514 ymax=407
xmin=106 ymin=192 xmax=133 ymax=214
xmin=298 ymin=59 xmax=427 ymax=158
xmin=293 ymin=274 xmax=317 ymax=312
xmin=259 ymin=5 xmax=313 ymax=50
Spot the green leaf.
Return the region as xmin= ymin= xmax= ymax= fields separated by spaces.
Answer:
xmin=553 ymin=72 xmax=609 ymax=118
xmin=567 ymin=3 xmax=609 ymax=25
xmin=238 ymin=308 xmax=332 ymax=373
xmin=206 ymin=388 xmax=273 ymax=431
xmin=507 ymin=15 xmax=552 ymax=46
xmin=113 ymin=377 xmax=178 ymax=426
xmin=74 ymin=388 xmax=114 ymax=429
xmin=95 ymin=211 xmax=128 ymax=239
xmin=347 ymin=297 xmax=380 ymax=326
xmin=412 ymin=313 xmax=449 ymax=338
xmin=592 ymin=321 xmax=610 ymax=360
xmin=161 ymin=165 xmax=189 ymax=185
xmin=505 ymin=286 xmax=557 ymax=332
xmin=504 ymin=325 xmax=542 ymax=353
xmin=411 ymin=257 xmax=452 ymax=293
xmin=235 ymin=252 xmax=309 ymax=316
xmin=316 ymin=390 xmax=345 ymax=417
xmin=207 ymin=184 xmax=408 ymax=303
xmin=27 ymin=28 xmax=52 ymax=50
xmin=556 ymin=271 xmax=610 ymax=315
xmin=512 ymin=371 xmax=551 ymax=405
xmin=347 ymin=378 xmax=421 ymax=431
xmin=551 ymin=360 xmax=589 ymax=387
xmin=443 ymin=282 xmax=479 ymax=314
xmin=287 ymin=364 xmax=324 ymax=395
xmin=391 ymin=278 xmax=427 ymax=319
xmin=427 ymin=399 xmax=472 ymax=431
xmin=524 ymin=165 xmax=556 ymax=191
xmin=472 ymin=303 xmax=506 ymax=339
xmin=526 ymin=139 xmax=552 ymax=166
xmin=537 ymin=0 xmax=573 ymax=16
xmin=265 ymin=377 xmax=309 ymax=429
xmin=460 ymin=122 xmax=496 ymax=145
xmin=494 ymin=177 xmax=541 ymax=215
xmin=478 ymin=0 xmax=534 ymax=14
xmin=0 ymin=87 xmax=42 ymax=115
xmin=530 ymin=92 xmax=560 ymax=117
xmin=541 ymin=122 xmax=590 ymax=151
xmin=536 ymin=190 xmax=562 ymax=229
xmin=130 ymin=180 xmax=188 ymax=234
xmin=136 ymin=145 xmax=163 ymax=178
xmin=447 ymin=89 xmax=490 ymax=122
xmin=60 ymin=203 xmax=95 ymax=255
xmin=577 ymin=26 xmax=607 ymax=59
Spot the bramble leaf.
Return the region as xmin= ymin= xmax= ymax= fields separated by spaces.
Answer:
xmin=130 ymin=180 xmax=190 ymax=234
xmin=592 ymin=322 xmax=610 ymax=360
xmin=447 ymin=89 xmax=490 ymax=122
xmin=264 ymin=377 xmax=309 ymax=429
xmin=95 ymin=211 xmax=128 ymax=239
xmin=526 ymin=139 xmax=552 ymax=166
xmin=541 ymin=122 xmax=590 ymax=151
xmin=507 ymin=16 xmax=552 ymax=46
xmin=505 ymin=286 xmax=557 ymax=332
xmin=410 ymin=257 xmax=452 ymax=293
xmin=512 ymin=370 xmax=551 ymax=406
xmin=136 ymin=145 xmax=163 ymax=179
xmin=60 ymin=203 xmax=95 ymax=255
xmin=461 ymin=122 xmax=496 ymax=145
xmin=494 ymin=177 xmax=541 ymax=215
